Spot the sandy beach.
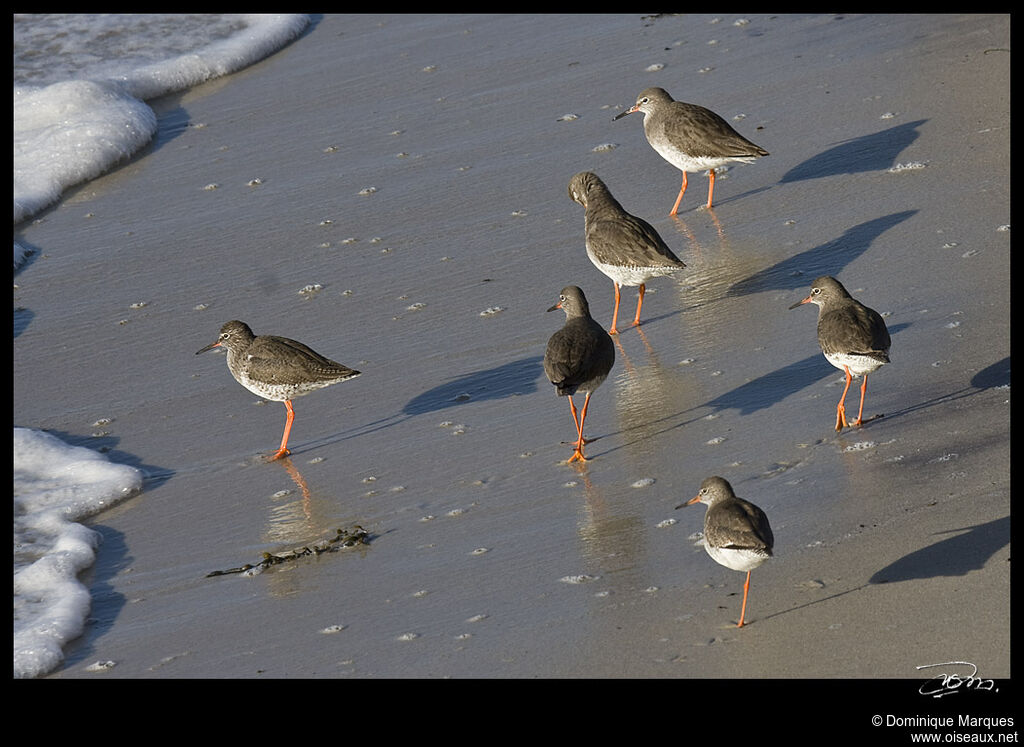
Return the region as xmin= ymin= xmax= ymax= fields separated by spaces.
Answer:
xmin=14 ymin=12 xmax=1010 ymax=704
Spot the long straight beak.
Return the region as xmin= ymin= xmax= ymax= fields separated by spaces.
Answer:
xmin=196 ymin=340 xmax=222 ymax=355
xmin=788 ymin=296 xmax=811 ymax=310
xmin=674 ymin=494 xmax=701 ymax=510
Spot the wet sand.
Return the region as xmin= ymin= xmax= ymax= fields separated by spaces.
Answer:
xmin=14 ymin=14 xmax=1010 ymax=700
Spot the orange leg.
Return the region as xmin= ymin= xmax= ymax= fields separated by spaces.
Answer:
xmin=609 ymin=282 xmax=622 ymax=335
xmin=737 ymin=570 xmax=752 ymax=627
xmin=853 ymin=375 xmax=869 ymax=426
xmin=269 ymin=399 xmax=295 ymax=461
xmin=567 ymin=391 xmax=594 ymax=462
xmin=835 ymin=367 xmax=853 ymax=432
xmin=567 ymin=396 xmax=582 ymax=445
xmin=281 ymin=458 xmax=312 ymax=503
xmin=669 ymin=172 xmax=689 ymax=216
xmin=706 ymin=169 xmax=717 ymax=209
xmin=631 ymin=283 xmax=646 ymax=327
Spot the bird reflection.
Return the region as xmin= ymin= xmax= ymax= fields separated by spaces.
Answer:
xmin=669 ymin=209 xmax=725 ymax=247
xmin=571 ymin=464 xmax=647 ymax=578
xmin=611 ymin=326 xmax=699 ymax=469
xmin=263 ymin=458 xmax=331 ymax=545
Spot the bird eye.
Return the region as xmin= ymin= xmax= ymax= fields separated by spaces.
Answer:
xmin=812 ymin=287 xmax=821 ymax=295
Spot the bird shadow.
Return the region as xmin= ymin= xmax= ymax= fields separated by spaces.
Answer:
xmin=970 ymin=356 xmax=1011 ymax=389
xmin=868 ymin=516 xmax=1009 ymax=583
xmin=779 ymin=119 xmax=928 ymax=183
xmin=753 ymin=515 xmax=1008 ymax=627
xmin=726 ymin=210 xmax=918 ymax=297
xmin=401 ymin=355 xmax=545 ymax=417
xmin=705 ymin=182 xmax=774 ymax=210
xmin=702 ymin=352 xmax=836 ymax=417
xmin=298 ymin=356 xmax=547 ymax=455
xmin=866 ymin=354 xmax=1010 ymax=427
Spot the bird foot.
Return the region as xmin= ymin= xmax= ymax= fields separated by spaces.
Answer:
xmin=567 ymin=449 xmax=588 ymax=463
xmin=266 ymin=448 xmax=291 ymax=462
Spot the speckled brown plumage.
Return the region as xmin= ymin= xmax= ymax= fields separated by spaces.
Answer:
xmin=568 ymin=171 xmax=685 ymax=334
xmin=196 ymin=320 xmax=360 ymax=460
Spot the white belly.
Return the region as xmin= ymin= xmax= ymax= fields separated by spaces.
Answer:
xmin=651 ymin=143 xmax=755 ymax=174
xmin=824 ymin=352 xmax=886 ymax=377
xmin=588 ymin=254 xmax=679 ymax=287
xmin=706 ymin=544 xmax=770 ymax=573
xmin=236 ymin=371 xmax=329 ymax=401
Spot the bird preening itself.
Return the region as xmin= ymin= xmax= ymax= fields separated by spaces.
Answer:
xmin=613 ymin=87 xmax=769 ymax=214
xmin=543 ymin=286 xmax=615 ymax=463
xmin=678 ymin=476 xmax=774 ymax=628
xmin=196 ymin=320 xmax=361 ymax=461
xmin=568 ymin=171 xmax=686 ymax=335
xmin=789 ymin=276 xmax=891 ymax=432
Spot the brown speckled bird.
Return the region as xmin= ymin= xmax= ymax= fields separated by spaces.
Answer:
xmin=678 ymin=476 xmax=774 ymax=628
xmin=790 ymin=276 xmax=891 ymax=431
xmin=613 ymin=87 xmax=769 ymax=214
xmin=196 ymin=320 xmax=360 ymax=460
xmin=568 ymin=171 xmax=686 ymax=334
xmin=543 ymin=286 xmax=615 ymax=463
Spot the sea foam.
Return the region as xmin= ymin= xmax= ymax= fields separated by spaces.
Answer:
xmin=13 ymin=14 xmax=310 ymax=230
xmin=14 ymin=427 xmax=143 ymax=678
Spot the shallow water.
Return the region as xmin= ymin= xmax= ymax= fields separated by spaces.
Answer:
xmin=13 ymin=14 xmax=1009 ymax=681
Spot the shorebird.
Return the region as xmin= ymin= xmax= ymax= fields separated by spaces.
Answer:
xmin=678 ymin=476 xmax=774 ymax=628
xmin=196 ymin=320 xmax=361 ymax=460
xmin=543 ymin=286 xmax=615 ymax=463
xmin=790 ymin=276 xmax=891 ymax=431
xmin=568 ymin=171 xmax=686 ymax=334
xmin=613 ymin=87 xmax=769 ymax=214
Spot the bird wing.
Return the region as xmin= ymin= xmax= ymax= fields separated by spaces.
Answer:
xmin=586 ymin=210 xmax=685 ymax=269
xmin=247 ymin=336 xmax=359 ymax=385
xmin=660 ymin=103 xmax=768 ymax=159
xmin=543 ymin=320 xmax=614 ymax=392
xmin=818 ymin=304 xmax=891 ymax=360
xmin=705 ymin=500 xmax=774 ymax=553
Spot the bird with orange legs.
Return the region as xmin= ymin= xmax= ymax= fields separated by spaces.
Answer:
xmin=790 ymin=276 xmax=891 ymax=431
xmin=613 ymin=87 xmax=768 ymax=214
xmin=196 ymin=320 xmax=360 ymax=461
xmin=678 ymin=476 xmax=774 ymax=628
xmin=543 ymin=286 xmax=615 ymax=463
xmin=569 ymin=171 xmax=686 ymax=335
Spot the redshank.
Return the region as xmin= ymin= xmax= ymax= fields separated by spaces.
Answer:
xmin=543 ymin=286 xmax=615 ymax=463
xmin=568 ymin=171 xmax=686 ymax=334
xmin=789 ymin=276 xmax=891 ymax=431
xmin=613 ymin=87 xmax=769 ymax=214
xmin=196 ymin=320 xmax=361 ymax=460
xmin=677 ymin=476 xmax=774 ymax=628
